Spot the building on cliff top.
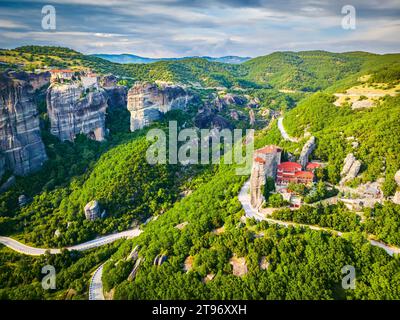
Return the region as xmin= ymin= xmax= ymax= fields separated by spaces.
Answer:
xmin=250 ymin=144 xmax=319 ymax=209
xmin=81 ymin=72 xmax=99 ymax=90
xmin=50 ymin=69 xmax=74 ymax=83
xmin=276 ymin=162 xmax=315 ymax=186
xmin=249 ymin=145 xmax=282 ymax=208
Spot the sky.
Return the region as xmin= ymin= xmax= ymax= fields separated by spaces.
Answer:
xmin=0 ymin=0 xmax=399 ymax=58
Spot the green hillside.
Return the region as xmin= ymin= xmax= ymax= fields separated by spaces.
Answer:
xmin=283 ymin=88 xmax=400 ymax=195
xmin=3 ymin=46 xmax=399 ymax=92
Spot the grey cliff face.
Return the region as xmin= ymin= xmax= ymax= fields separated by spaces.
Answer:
xmin=298 ymin=136 xmax=316 ymax=168
xmin=127 ymin=82 xmax=191 ymax=131
xmin=340 ymin=153 xmax=362 ymax=185
xmin=101 ymin=75 xmax=127 ymax=108
xmin=0 ymin=71 xmax=48 ymax=178
xmin=104 ymin=86 xmax=127 ymax=109
xmin=46 ymin=82 xmax=108 ymax=142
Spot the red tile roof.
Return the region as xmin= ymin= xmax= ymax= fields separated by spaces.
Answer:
xmin=256 ymin=145 xmax=282 ymax=154
xmin=306 ymin=162 xmax=321 ymax=170
xmin=294 ymin=171 xmax=314 ymax=179
xmin=278 ymin=162 xmax=302 ymax=172
xmin=254 ymin=157 xmax=266 ymax=164
xmin=50 ymin=69 xmax=74 ymax=73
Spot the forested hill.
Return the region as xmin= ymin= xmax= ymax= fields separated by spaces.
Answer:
xmin=1 ymin=46 xmax=399 ymax=91
xmin=242 ymin=51 xmax=400 ymax=92
xmin=280 ymin=55 xmax=400 ymax=196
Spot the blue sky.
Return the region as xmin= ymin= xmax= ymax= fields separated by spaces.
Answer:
xmin=0 ymin=0 xmax=399 ymax=57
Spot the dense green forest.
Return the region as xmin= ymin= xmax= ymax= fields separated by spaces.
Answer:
xmin=0 ymin=242 xmax=120 ymax=300
xmin=102 ymin=163 xmax=400 ymax=300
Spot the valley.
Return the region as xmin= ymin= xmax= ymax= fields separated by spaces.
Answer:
xmin=0 ymin=46 xmax=400 ymax=301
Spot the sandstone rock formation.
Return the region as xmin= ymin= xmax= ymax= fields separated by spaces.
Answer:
xmin=101 ymin=75 xmax=127 ymax=108
xmin=47 ymin=82 xmax=108 ymax=141
xmin=153 ymin=254 xmax=167 ymax=266
xmin=249 ymin=109 xmax=255 ymax=126
xmin=127 ymin=257 xmax=142 ymax=282
xmin=0 ymin=155 xmax=5 ymax=179
xmin=212 ymin=93 xmax=247 ymax=111
xmin=298 ymin=136 xmax=316 ymax=168
xmin=105 ymin=86 xmax=127 ymax=109
xmin=395 ymin=170 xmax=400 ymax=186
xmin=0 ymin=71 xmax=48 ymax=178
xmin=127 ymin=82 xmax=191 ymax=131
xmin=340 ymin=153 xmax=362 ymax=185
xmin=194 ymin=110 xmax=232 ymax=130
xmin=84 ymin=200 xmax=100 ymax=221
xmin=247 ymin=97 xmax=260 ymax=109
xmin=393 ymin=170 xmax=400 ymax=205
xmin=126 ymin=245 xmax=140 ymax=261
xmin=221 ymin=93 xmax=247 ymax=106
xmin=0 ymin=175 xmax=16 ymax=193
xmin=250 ymin=145 xmax=282 ymax=208
xmin=229 ymin=255 xmax=248 ymax=277
xmin=18 ymin=194 xmax=28 ymax=207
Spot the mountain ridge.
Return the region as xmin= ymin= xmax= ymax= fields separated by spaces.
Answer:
xmin=91 ymin=53 xmax=251 ymax=64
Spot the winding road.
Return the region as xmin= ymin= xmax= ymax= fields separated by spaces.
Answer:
xmin=89 ymin=264 xmax=105 ymax=301
xmin=0 ymin=228 xmax=142 ymax=256
xmin=238 ymin=180 xmax=400 ymax=256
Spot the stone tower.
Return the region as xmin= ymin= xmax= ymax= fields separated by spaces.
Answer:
xmin=250 ymin=145 xmax=282 ymax=208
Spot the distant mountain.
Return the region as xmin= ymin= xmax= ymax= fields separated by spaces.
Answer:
xmin=91 ymin=54 xmax=251 ymax=64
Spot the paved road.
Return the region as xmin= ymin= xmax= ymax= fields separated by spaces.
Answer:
xmin=239 ymin=181 xmax=400 ymax=256
xmin=0 ymin=228 xmax=142 ymax=256
xmin=89 ymin=264 xmax=105 ymax=301
xmin=277 ymin=117 xmax=298 ymax=143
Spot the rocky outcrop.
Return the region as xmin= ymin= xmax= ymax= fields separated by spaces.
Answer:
xmin=0 ymin=71 xmax=48 ymax=178
xmin=249 ymin=109 xmax=255 ymax=126
xmin=247 ymin=97 xmax=260 ymax=109
xmin=126 ymin=245 xmax=140 ymax=261
xmin=298 ymin=136 xmax=316 ymax=168
xmin=194 ymin=110 xmax=232 ymax=130
xmin=0 ymin=175 xmax=15 ymax=193
xmin=127 ymin=257 xmax=142 ymax=282
xmin=127 ymin=82 xmax=192 ymax=131
xmin=221 ymin=93 xmax=247 ymax=106
xmin=395 ymin=170 xmax=400 ymax=186
xmin=18 ymin=194 xmax=28 ymax=207
xmin=84 ymin=200 xmax=100 ymax=221
xmin=213 ymin=93 xmax=247 ymax=111
xmin=250 ymin=145 xmax=282 ymax=208
xmin=27 ymin=71 xmax=51 ymax=91
xmin=101 ymin=75 xmax=127 ymax=108
xmin=0 ymin=154 xmax=5 ymax=179
xmin=153 ymin=254 xmax=167 ymax=266
xmin=340 ymin=153 xmax=362 ymax=185
xmin=47 ymin=82 xmax=108 ymax=141
xmin=104 ymin=86 xmax=127 ymax=108
xmin=393 ymin=170 xmax=400 ymax=204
